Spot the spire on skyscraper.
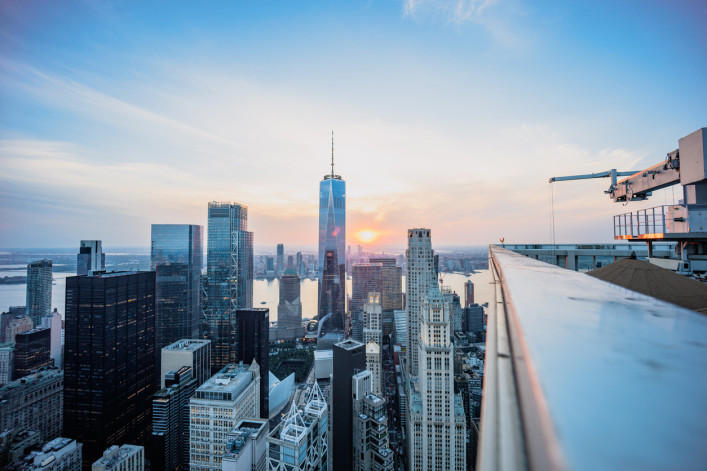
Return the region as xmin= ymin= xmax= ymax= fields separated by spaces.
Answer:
xmin=331 ymin=130 xmax=335 ymax=177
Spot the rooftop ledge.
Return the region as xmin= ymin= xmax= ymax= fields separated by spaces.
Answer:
xmin=478 ymin=246 xmax=707 ymax=471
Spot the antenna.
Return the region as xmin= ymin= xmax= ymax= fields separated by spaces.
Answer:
xmin=331 ymin=130 xmax=335 ymax=177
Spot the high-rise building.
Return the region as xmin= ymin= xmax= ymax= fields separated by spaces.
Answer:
xmin=296 ymin=252 xmax=304 ymax=277
xmin=221 ymin=419 xmax=268 ymax=471
xmin=363 ymin=293 xmax=383 ymax=397
xmin=13 ymin=327 xmax=52 ymax=378
xmin=351 ymin=263 xmax=382 ymax=342
xmin=369 ymin=257 xmax=403 ymax=337
xmin=64 ymin=271 xmax=156 ymax=468
xmin=441 ymin=287 xmax=463 ymax=333
xmin=408 ymin=287 xmax=466 ymax=471
xmin=77 ymin=240 xmax=105 ymax=276
xmin=0 ymin=368 xmax=63 ymax=442
xmin=152 ymin=366 xmax=197 ymax=471
xmin=42 ymin=308 xmax=63 ymax=368
xmin=26 ymin=259 xmax=52 ymax=325
xmin=352 ymin=371 xmax=394 ymax=471
xmin=464 ymin=280 xmax=474 ymax=307
xmin=3 ymin=315 xmax=32 ymax=343
xmin=189 ymin=363 xmax=260 ymax=471
xmin=235 ymin=308 xmax=269 ymax=419
xmin=151 ymin=224 xmax=204 ymax=381
xmin=405 ymin=229 xmax=436 ymax=377
xmin=317 ymin=138 xmax=346 ymax=348
xmin=331 ymin=339 xmax=365 ymax=471
xmin=465 ymin=303 xmax=484 ymax=336
xmin=160 ymin=339 xmax=211 ymax=388
xmin=0 ymin=343 xmax=13 ymax=385
xmin=276 ymin=244 xmax=284 ymax=274
xmin=92 ymin=445 xmax=144 ymax=471
xmin=266 ymin=382 xmax=328 ymax=471
xmin=204 ymin=202 xmax=254 ymax=373
xmin=275 ymin=270 xmax=304 ymax=341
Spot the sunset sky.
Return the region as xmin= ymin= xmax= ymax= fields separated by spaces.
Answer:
xmin=1 ymin=1 xmax=705 ymax=249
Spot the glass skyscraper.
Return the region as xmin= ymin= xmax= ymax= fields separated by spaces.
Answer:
xmin=26 ymin=259 xmax=52 ymax=325
xmin=204 ymin=202 xmax=253 ymax=372
xmin=151 ymin=224 xmax=204 ymax=380
xmin=317 ymin=155 xmax=346 ymax=347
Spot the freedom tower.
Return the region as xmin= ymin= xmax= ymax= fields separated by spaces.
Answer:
xmin=317 ymin=132 xmax=346 ymax=349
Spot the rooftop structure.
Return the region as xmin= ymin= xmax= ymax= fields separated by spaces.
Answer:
xmin=9 ymin=437 xmax=83 ymax=471
xmin=222 ymin=419 xmax=268 ymax=471
xmin=92 ymin=445 xmax=143 ymax=471
xmin=161 ymin=338 xmax=211 ymax=388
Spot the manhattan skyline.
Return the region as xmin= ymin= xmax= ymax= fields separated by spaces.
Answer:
xmin=1 ymin=1 xmax=706 ymax=248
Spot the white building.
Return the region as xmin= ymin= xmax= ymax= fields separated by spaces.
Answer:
xmin=363 ymin=293 xmax=383 ymax=397
xmin=407 ymin=287 xmax=466 ymax=471
xmin=352 ymin=371 xmax=394 ymax=471
xmin=266 ymin=381 xmax=328 ymax=471
xmin=222 ymin=419 xmax=268 ymax=471
xmin=92 ymin=444 xmax=144 ymax=471
xmin=405 ymin=228 xmax=436 ymax=376
xmin=161 ymin=339 xmax=211 ymax=388
xmin=189 ymin=362 xmax=260 ymax=471
xmin=313 ymin=349 xmax=332 ymax=380
xmin=41 ymin=309 xmax=63 ymax=368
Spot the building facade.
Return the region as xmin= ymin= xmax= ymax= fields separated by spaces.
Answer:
xmin=363 ymin=293 xmax=383 ymax=397
xmin=351 ymin=263 xmax=382 ymax=342
xmin=405 ymin=229 xmax=436 ymax=377
xmin=3 ymin=315 xmax=32 ymax=344
xmin=42 ymin=308 xmax=63 ymax=368
xmin=317 ymin=156 xmax=346 ymax=347
xmin=275 ymin=270 xmax=304 ymax=341
xmin=331 ymin=339 xmax=365 ymax=471
xmin=64 ymin=271 xmax=156 ymax=467
xmin=151 ymin=224 xmax=204 ymax=379
xmin=77 ymin=240 xmax=105 ymax=276
xmin=0 ymin=368 xmax=63 ymax=442
xmin=352 ymin=371 xmax=394 ymax=471
xmin=0 ymin=343 xmax=13 ymax=385
xmin=221 ymin=419 xmax=268 ymax=471
xmin=235 ymin=308 xmax=269 ymax=419
xmin=189 ymin=363 xmax=260 ymax=471
xmin=26 ymin=259 xmax=52 ymax=325
xmin=408 ymin=287 xmax=466 ymax=471
xmin=13 ymin=327 xmax=52 ymax=379
xmin=203 ymin=202 xmax=253 ymax=373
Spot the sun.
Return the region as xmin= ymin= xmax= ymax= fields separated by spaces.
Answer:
xmin=355 ymin=230 xmax=379 ymax=244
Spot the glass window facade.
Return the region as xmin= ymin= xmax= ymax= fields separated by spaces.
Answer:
xmin=318 ymin=176 xmax=346 ymax=340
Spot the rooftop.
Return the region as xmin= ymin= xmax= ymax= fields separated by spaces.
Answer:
xmin=194 ymin=363 xmax=255 ymax=400
xmin=335 ymin=339 xmax=364 ymax=350
xmin=93 ymin=444 xmax=142 ymax=469
xmin=163 ymin=338 xmax=210 ymax=351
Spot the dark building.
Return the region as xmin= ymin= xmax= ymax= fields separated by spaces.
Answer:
xmin=151 ymin=224 xmax=204 ymax=384
xmin=77 ymin=240 xmax=105 ymax=276
xmin=276 ymin=244 xmax=285 ymax=274
xmin=275 ymin=270 xmax=303 ymax=340
xmin=351 ymin=263 xmax=382 ymax=342
xmin=465 ymin=303 xmax=485 ymax=336
xmin=152 ymin=366 xmax=197 ymax=471
xmin=13 ymin=328 xmax=52 ymax=379
xmin=235 ymin=308 xmax=269 ymax=419
xmin=64 ymin=271 xmax=156 ymax=468
xmin=332 ymin=339 xmax=366 ymax=471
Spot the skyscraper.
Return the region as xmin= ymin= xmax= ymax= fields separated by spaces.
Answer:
xmin=408 ymin=287 xmax=466 ymax=471
xmin=464 ymin=280 xmax=474 ymax=307
xmin=331 ymin=339 xmax=365 ymax=471
xmin=151 ymin=224 xmax=204 ymax=379
xmin=13 ymin=327 xmax=52 ymax=379
xmin=235 ymin=308 xmax=269 ymax=419
xmin=363 ymin=293 xmax=383 ymax=397
xmin=276 ymin=269 xmax=304 ymax=341
xmin=317 ymin=136 xmax=346 ymax=347
xmin=26 ymin=259 xmax=52 ymax=325
xmin=64 ymin=271 xmax=156 ymax=468
xmin=351 ymin=263 xmax=382 ymax=342
xmin=77 ymin=240 xmax=105 ymax=276
xmin=276 ymin=244 xmax=284 ymax=274
xmin=369 ymin=257 xmax=403 ymax=336
xmin=405 ymin=229 xmax=436 ymax=377
xmin=204 ymin=202 xmax=253 ymax=373
xmin=352 ymin=370 xmax=394 ymax=471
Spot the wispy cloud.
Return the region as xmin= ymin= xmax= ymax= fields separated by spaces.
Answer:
xmin=403 ymin=0 xmax=498 ymax=25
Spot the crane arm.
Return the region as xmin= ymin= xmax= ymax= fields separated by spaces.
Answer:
xmin=548 ymin=170 xmax=638 ymax=184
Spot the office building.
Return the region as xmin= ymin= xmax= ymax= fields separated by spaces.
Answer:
xmin=393 ymin=310 xmax=406 ymax=348
xmin=406 ymin=228 xmax=436 ymax=376
xmin=160 ymin=339 xmax=211 ymax=388
xmin=441 ymin=287 xmax=463 ymax=332
xmin=3 ymin=315 xmax=32 ymax=343
xmin=151 ymin=224 xmax=204 ymax=380
xmin=92 ymin=445 xmax=144 ymax=471
xmin=331 ymin=339 xmax=365 ymax=471
xmin=465 ymin=303 xmax=484 ymax=336
xmin=222 ymin=419 xmax=268 ymax=471
xmin=189 ymin=363 xmax=260 ymax=471
xmin=313 ymin=349 xmax=333 ymax=380
xmin=235 ymin=308 xmax=269 ymax=419
xmin=369 ymin=257 xmax=402 ymax=336
xmin=266 ymin=382 xmax=328 ymax=471
xmin=464 ymin=280 xmax=474 ymax=307
xmin=352 ymin=370 xmax=394 ymax=471
xmin=276 ymin=244 xmax=284 ymax=274
xmin=64 ymin=271 xmax=155 ymax=467
xmin=317 ymin=143 xmax=346 ymax=347
xmin=0 ymin=343 xmax=13 ymax=385
xmin=0 ymin=368 xmax=63 ymax=442
xmin=26 ymin=259 xmax=52 ymax=325
xmin=42 ymin=308 xmax=63 ymax=368
xmin=274 ymin=270 xmax=304 ymax=341
xmin=408 ymin=287 xmax=466 ymax=471
xmin=363 ymin=293 xmax=383 ymax=397
xmin=77 ymin=240 xmax=105 ymax=276
xmin=13 ymin=327 xmax=52 ymax=379
xmin=351 ymin=263 xmax=382 ymax=342
xmin=296 ymin=252 xmax=304 ymax=277
xmin=152 ymin=366 xmax=197 ymax=471
xmin=204 ymin=202 xmax=253 ymax=373
xmin=7 ymin=437 xmax=83 ymax=471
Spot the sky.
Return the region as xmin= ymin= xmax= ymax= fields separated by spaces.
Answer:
xmin=0 ymin=0 xmax=705 ymax=250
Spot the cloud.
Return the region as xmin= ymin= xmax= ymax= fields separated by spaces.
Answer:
xmin=403 ymin=0 xmax=498 ymax=25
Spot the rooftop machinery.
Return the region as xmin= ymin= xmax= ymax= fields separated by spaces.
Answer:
xmin=549 ymin=127 xmax=707 ymax=273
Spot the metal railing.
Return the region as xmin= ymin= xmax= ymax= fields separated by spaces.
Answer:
xmin=613 ymin=205 xmax=668 ymax=239
xmin=477 ymin=246 xmax=707 ymax=471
